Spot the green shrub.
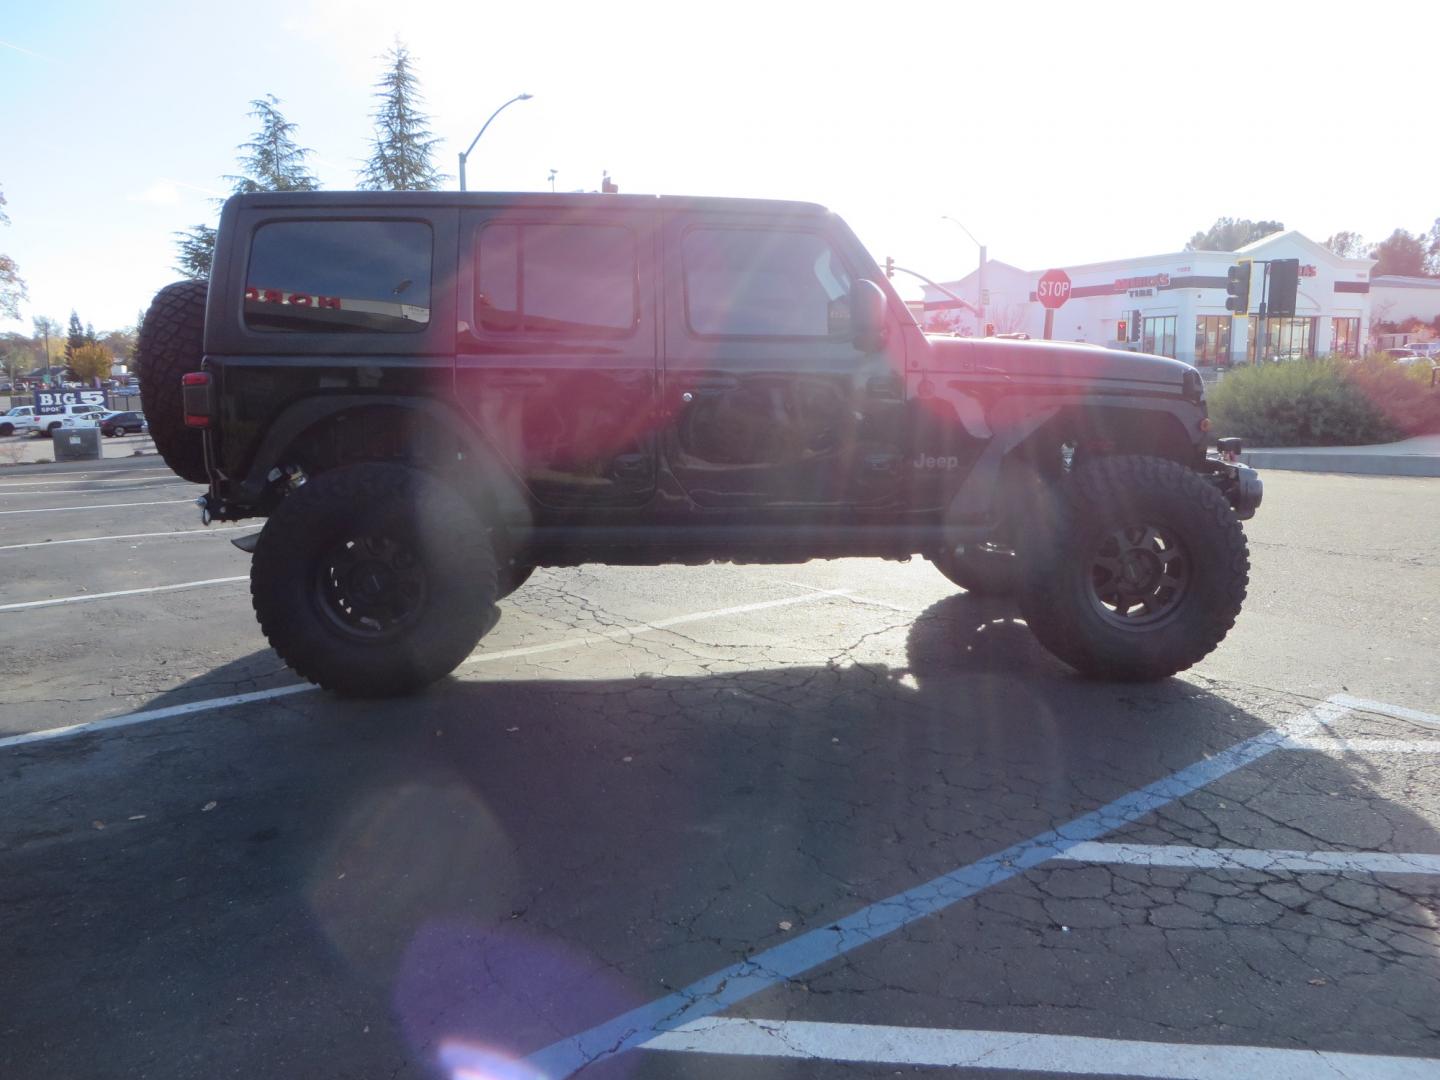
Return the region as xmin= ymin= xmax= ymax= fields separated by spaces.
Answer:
xmin=1208 ymin=356 xmax=1440 ymax=446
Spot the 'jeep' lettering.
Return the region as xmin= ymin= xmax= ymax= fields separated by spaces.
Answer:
xmin=912 ymin=454 xmax=960 ymax=470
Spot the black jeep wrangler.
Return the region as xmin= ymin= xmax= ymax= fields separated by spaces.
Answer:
xmin=137 ymin=191 xmax=1261 ymax=696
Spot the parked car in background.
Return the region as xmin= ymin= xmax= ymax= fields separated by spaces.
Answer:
xmin=1402 ymin=342 xmax=1440 ymax=362
xmin=98 ymin=410 xmax=147 ymax=436
xmin=26 ymin=403 xmax=107 ymax=435
xmin=0 ymin=404 xmax=41 ymax=436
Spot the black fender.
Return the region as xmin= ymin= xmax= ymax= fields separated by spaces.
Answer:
xmin=945 ymin=394 xmax=1206 ymax=539
xmin=232 ymin=394 xmax=529 ymax=526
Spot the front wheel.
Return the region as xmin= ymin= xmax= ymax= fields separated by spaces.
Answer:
xmin=0 ymin=423 xmax=12 ymax=436
xmin=251 ymin=463 xmax=499 ymax=696
xmin=1018 ymin=455 xmax=1249 ymax=681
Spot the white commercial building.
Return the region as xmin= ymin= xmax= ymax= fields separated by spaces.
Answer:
xmin=921 ymin=230 xmax=1375 ymax=367
xmin=1370 ymin=274 xmax=1440 ymax=329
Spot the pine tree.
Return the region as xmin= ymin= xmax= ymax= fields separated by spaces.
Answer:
xmin=173 ymin=224 xmax=217 ymax=279
xmin=359 ymin=43 xmax=445 ymax=191
xmin=173 ymin=95 xmax=318 ymax=279
xmin=226 ymin=95 xmax=320 ymax=194
xmin=64 ymin=311 xmax=84 ymax=365
xmin=84 ymin=321 xmax=97 ymax=346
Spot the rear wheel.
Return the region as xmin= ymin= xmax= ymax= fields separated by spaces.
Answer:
xmin=929 ymin=545 xmax=1017 ymax=596
xmin=930 ymin=462 xmax=1048 ymax=598
xmin=136 ymin=280 xmax=209 ymax=483
xmin=1018 ymin=455 xmax=1248 ymax=681
xmin=251 ymin=463 xmax=499 ymax=696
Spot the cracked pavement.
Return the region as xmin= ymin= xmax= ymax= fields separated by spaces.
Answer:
xmin=0 ymin=460 xmax=1437 ymax=1079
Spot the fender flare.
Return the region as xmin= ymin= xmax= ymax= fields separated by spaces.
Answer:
xmin=235 ymin=394 xmax=528 ymax=523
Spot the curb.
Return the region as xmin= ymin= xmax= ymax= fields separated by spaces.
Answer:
xmin=1239 ymin=450 xmax=1440 ymax=478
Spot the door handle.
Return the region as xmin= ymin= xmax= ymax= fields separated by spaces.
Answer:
xmin=686 ymin=377 xmax=738 ymax=399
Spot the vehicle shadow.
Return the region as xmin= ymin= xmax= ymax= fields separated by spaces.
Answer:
xmin=4 ymin=594 xmax=1437 ymax=1080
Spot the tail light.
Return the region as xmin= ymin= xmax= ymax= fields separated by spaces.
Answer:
xmin=182 ymin=371 xmax=211 ymax=428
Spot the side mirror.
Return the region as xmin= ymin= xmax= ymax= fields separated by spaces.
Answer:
xmin=850 ymin=279 xmax=889 ymax=353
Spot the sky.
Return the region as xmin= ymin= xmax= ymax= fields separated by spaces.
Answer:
xmin=2 ymin=0 xmax=1437 ymax=336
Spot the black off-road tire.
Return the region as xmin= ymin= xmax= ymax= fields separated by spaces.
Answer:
xmin=1018 ymin=455 xmax=1248 ymax=681
xmin=136 ymin=280 xmax=209 ymax=484
xmin=0 ymin=423 xmax=12 ymax=436
xmin=930 ymin=462 xmax=1050 ymax=598
xmin=497 ymin=562 xmax=536 ymax=599
xmin=251 ymin=463 xmax=499 ymax=697
xmin=929 ymin=546 xmax=1017 ymax=596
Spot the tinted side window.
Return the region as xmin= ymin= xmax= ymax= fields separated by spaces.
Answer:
xmin=476 ymin=223 xmax=637 ymax=335
xmin=682 ymin=228 xmax=852 ymax=338
xmin=245 ymin=220 xmax=432 ymax=333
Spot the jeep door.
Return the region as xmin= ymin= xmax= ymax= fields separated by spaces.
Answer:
xmin=457 ymin=204 xmax=658 ymax=510
xmin=660 ymin=212 xmax=908 ymax=511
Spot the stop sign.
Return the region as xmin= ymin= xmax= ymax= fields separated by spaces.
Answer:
xmin=1037 ymin=268 xmax=1072 ymax=310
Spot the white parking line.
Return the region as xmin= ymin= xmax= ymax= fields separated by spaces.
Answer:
xmin=1283 ymin=736 xmax=1440 ymax=754
xmin=0 ymin=483 xmax=192 ymax=496
xmin=0 ymin=576 xmax=248 ymax=612
xmin=0 ymin=469 xmax=176 ymax=488
xmin=0 ymin=587 xmax=850 ymax=751
xmin=641 ymin=1018 xmax=1439 ymax=1078
xmin=0 ymin=525 xmax=256 ymax=552
xmin=1330 ymin=694 xmax=1440 ymax=730
xmin=458 ymin=588 xmax=855 ymax=668
xmin=0 ymin=498 xmax=196 ymax=515
xmin=1059 ymin=842 xmax=1440 ymax=875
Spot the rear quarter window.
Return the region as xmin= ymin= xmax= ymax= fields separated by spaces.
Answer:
xmin=244 ymin=220 xmax=433 ymax=334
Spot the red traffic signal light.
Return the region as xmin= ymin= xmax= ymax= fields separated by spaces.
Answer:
xmin=1117 ymin=319 xmax=1127 ymax=341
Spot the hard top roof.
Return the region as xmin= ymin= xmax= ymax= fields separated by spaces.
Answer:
xmin=229 ymin=190 xmax=831 ymax=216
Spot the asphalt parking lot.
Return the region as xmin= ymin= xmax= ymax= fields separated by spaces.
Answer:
xmin=1 ymin=455 xmax=1437 ymax=1079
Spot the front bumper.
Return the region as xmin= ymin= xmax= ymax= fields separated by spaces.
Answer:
xmin=1202 ymin=454 xmax=1263 ymax=521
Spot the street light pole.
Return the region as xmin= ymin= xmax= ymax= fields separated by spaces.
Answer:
xmin=458 ymin=93 xmax=533 ymax=192
xmin=941 ymin=215 xmax=987 ymax=331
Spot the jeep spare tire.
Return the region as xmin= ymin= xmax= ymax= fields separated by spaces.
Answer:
xmin=136 ymin=279 xmax=209 ymax=484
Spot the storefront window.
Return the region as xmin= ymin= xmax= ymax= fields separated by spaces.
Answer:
xmin=1331 ymin=317 xmax=1360 ymax=357
xmin=1141 ymin=315 xmax=1176 ymax=358
xmin=1249 ymin=317 xmax=1316 ymax=361
xmin=1194 ymin=316 xmax=1232 ymax=367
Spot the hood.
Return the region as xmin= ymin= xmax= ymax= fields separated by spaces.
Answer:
xmin=922 ymin=335 xmax=1193 ymax=387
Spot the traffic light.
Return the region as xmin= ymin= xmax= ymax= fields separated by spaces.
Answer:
xmin=984 ymin=322 xmax=995 ymax=337
xmin=1116 ymin=319 xmax=1127 ymax=341
xmin=1268 ymin=258 xmax=1299 ymax=318
xmin=884 ymin=256 xmax=895 ymax=279
xmin=1225 ymin=262 xmax=1251 ymax=314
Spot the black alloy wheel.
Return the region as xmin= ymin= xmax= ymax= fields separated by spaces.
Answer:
xmin=313 ymin=533 xmax=429 ymax=642
xmin=1086 ymin=523 xmax=1190 ymax=629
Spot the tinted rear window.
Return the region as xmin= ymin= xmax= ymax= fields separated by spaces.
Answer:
xmin=245 ymin=220 xmax=432 ymax=333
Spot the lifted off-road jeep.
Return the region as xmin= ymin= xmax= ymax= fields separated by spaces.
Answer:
xmin=137 ymin=192 xmax=1262 ymax=696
